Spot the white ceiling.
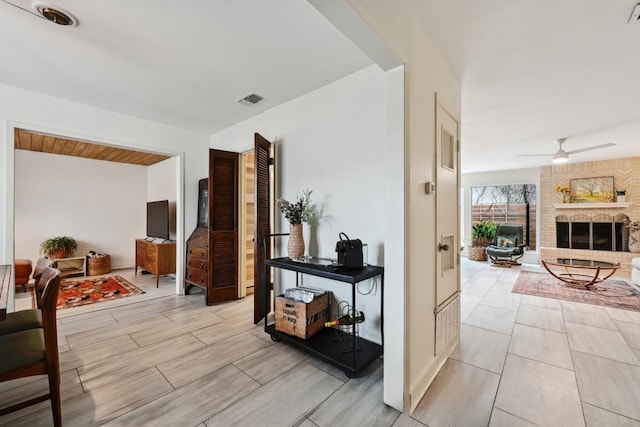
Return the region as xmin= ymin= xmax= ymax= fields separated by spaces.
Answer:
xmin=0 ymin=0 xmax=371 ymax=133
xmin=2 ymin=0 xmax=640 ymax=173
xmin=413 ymin=0 xmax=640 ymax=173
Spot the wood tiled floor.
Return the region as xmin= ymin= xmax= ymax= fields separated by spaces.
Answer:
xmin=2 ymin=260 xmax=640 ymax=426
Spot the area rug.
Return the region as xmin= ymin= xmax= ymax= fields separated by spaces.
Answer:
xmin=57 ymin=276 xmax=144 ymax=310
xmin=512 ymin=271 xmax=640 ymax=312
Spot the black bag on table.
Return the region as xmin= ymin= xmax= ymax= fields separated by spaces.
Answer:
xmin=335 ymin=232 xmax=363 ymax=269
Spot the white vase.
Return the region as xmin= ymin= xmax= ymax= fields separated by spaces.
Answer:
xmin=287 ymin=223 xmax=305 ymax=259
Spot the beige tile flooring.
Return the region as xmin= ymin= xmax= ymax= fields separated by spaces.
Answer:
xmin=1 ymin=260 xmax=640 ymax=426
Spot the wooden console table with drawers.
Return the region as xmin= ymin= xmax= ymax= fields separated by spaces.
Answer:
xmin=135 ymin=239 xmax=176 ymax=287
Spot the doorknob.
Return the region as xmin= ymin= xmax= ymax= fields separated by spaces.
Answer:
xmin=438 ymin=243 xmax=449 ymax=252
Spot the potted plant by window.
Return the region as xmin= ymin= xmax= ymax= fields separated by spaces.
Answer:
xmin=40 ymin=236 xmax=78 ymax=259
xmin=469 ymin=221 xmax=497 ymax=261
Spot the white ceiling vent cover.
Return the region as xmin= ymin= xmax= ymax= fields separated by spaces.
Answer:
xmin=237 ymin=92 xmax=264 ymax=106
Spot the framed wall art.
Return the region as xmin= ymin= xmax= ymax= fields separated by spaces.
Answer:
xmin=570 ymin=176 xmax=614 ymax=203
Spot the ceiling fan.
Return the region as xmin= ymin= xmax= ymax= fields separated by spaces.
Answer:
xmin=518 ymin=138 xmax=615 ymax=164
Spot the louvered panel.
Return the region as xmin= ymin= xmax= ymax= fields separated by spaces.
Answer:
xmin=212 ymin=158 xmax=237 ymax=231
xmin=211 ymin=236 xmax=237 ymax=291
xmin=254 ymin=133 xmax=272 ymax=323
xmin=207 ymin=149 xmax=239 ymax=304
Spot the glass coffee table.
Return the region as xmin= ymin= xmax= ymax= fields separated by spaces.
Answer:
xmin=541 ymin=258 xmax=620 ymax=290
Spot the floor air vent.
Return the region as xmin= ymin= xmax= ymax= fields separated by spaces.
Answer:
xmin=435 ymin=295 xmax=460 ymax=357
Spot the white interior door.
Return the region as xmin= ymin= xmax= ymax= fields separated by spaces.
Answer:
xmin=435 ymin=100 xmax=460 ymax=307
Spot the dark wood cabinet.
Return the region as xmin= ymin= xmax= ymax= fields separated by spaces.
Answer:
xmin=135 ymin=239 xmax=176 ymax=287
xmin=185 ymin=226 xmax=209 ymax=297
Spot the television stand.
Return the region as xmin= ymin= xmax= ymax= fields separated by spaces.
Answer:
xmin=135 ymin=239 xmax=176 ymax=287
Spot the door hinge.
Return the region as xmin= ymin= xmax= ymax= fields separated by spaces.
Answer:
xmin=457 ymin=140 xmax=460 ymax=153
xmin=268 ymin=157 xmax=274 ymax=166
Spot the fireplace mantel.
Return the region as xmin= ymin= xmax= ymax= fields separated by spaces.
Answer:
xmin=553 ymin=202 xmax=632 ymax=209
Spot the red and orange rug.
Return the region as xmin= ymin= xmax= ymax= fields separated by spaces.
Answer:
xmin=57 ymin=276 xmax=144 ymax=310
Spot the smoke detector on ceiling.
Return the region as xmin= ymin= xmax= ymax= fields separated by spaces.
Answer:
xmin=32 ymin=1 xmax=77 ymax=26
xmin=237 ymin=92 xmax=265 ymax=106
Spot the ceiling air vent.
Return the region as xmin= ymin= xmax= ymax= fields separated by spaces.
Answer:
xmin=237 ymin=92 xmax=264 ymax=106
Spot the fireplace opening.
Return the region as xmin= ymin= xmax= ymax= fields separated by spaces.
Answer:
xmin=555 ymin=213 xmax=629 ymax=252
xmin=571 ymin=222 xmax=591 ymax=249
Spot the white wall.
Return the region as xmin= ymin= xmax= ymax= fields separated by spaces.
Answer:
xmin=15 ymin=150 xmax=147 ymax=269
xmin=148 ymin=157 xmax=179 ymax=241
xmin=212 ymin=65 xmax=387 ymax=343
xmin=348 ymin=0 xmax=461 ymax=412
xmin=461 ymin=167 xmax=540 ymax=263
xmin=1 ymin=83 xmax=210 ymax=310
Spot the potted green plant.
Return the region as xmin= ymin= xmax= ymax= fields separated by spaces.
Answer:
xmin=40 ymin=236 xmax=77 ymax=259
xmin=469 ymin=221 xmax=497 ymax=261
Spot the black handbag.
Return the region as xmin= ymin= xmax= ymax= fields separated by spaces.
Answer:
xmin=335 ymin=232 xmax=363 ymax=269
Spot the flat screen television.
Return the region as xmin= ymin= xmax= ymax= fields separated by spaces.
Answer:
xmin=146 ymin=200 xmax=170 ymax=240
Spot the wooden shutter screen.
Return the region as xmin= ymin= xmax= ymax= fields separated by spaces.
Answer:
xmin=253 ymin=133 xmax=272 ymax=324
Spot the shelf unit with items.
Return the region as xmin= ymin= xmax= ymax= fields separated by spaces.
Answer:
xmin=264 ymin=256 xmax=383 ymax=378
xmin=52 ymin=256 xmax=86 ymax=278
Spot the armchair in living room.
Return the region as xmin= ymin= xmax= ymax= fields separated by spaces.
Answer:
xmin=486 ymin=223 xmax=526 ymax=267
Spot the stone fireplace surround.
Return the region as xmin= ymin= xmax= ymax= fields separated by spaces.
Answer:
xmin=540 ymin=157 xmax=640 ymax=275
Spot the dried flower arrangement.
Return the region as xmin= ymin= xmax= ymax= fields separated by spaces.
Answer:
xmin=277 ymin=189 xmax=317 ymax=225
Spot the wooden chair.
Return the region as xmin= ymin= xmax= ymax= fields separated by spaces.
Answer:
xmin=32 ymin=258 xmax=57 ymax=305
xmin=0 ymin=267 xmax=62 ymax=426
xmin=0 ymin=258 xmax=57 ymax=336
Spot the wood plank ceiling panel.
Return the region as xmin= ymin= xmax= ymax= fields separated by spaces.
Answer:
xmin=14 ymin=129 xmax=171 ymax=166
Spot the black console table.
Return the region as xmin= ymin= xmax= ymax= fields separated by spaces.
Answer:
xmin=264 ymin=257 xmax=384 ymax=377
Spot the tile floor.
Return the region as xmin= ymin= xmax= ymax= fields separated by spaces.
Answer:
xmin=1 ymin=259 xmax=639 ymax=426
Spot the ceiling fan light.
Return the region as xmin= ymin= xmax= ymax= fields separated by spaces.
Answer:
xmin=552 ymin=154 xmax=569 ymax=164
